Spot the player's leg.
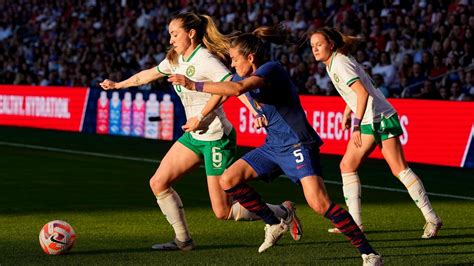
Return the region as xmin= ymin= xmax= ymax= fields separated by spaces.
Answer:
xmin=220 ymin=150 xmax=289 ymax=253
xmin=201 ymin=129 xmax=290 ymax=222
xmin=150 ymin=135 xmax=201 ymax=251
xmin=380 ymin=136 xmax=442 ymax=238
xmin=330 ymin=131 xmax=376 ymax=233
xmin=219 ymin=158 xmax=281 ymax=225
xmin=207 ymin=176 xmax=290 ymax=223
xmin=288 ymin=143 xmax=382 ymax=264
xmin=300 ymin=175 xmax=382 ymax=265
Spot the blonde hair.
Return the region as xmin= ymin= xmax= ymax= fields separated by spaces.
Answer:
xmin=309 ymin=27 xmax=361 ymax=55
xmin=166 ymin=12 xmax=230 ymax=66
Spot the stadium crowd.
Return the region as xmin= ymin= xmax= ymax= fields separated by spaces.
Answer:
xmin=1 ymin=0 xmax=473 ymax=100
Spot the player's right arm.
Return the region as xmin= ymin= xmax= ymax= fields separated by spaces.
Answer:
xmin=99 ymin=66 xmax=164 ymax=90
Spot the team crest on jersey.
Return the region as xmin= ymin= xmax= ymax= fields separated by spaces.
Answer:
xmin=186 ymin=66 xmax=195 ymax=77
xmin=333 ymin=73 xmax=340 ymax=83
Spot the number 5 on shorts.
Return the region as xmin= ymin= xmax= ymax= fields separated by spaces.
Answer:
xmin=293 ymin=149 xmax=304 ymax=163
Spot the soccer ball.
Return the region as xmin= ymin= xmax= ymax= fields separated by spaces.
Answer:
xmin=39 ymin=220 xmax=76 ymax=255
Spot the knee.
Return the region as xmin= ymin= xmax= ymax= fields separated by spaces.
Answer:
xmin=149 ymin=173 xmax=169 ymax=194
xmin=310 ymin=202 xmax=327 ymax=215
xmin=339 ymin=158 xmax=356 ymax=172
xmin=219 ymin=172 xmax=233 ymax=190
xmin=308 ymin=198 xmax=331 ymax=215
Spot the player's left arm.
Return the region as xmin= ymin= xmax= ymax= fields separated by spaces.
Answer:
xmin=349 ymin=80 xmax=369 ymax=147
xmin=168 ymin=74 xmax=265 ymax=96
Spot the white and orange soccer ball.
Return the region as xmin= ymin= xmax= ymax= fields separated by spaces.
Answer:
xmin=39 ymin=220 xmax=76 ymax=255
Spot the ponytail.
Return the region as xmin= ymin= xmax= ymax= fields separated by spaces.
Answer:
xmin=309 ymin=27 xmax=361 ymax=55
xmin=165 ymin=12 xmax=230 ymax=66
xmin=231 ymin=25 xmax=290 ymax=61
xmin=200 ymin=15 xmax=230 ymax=64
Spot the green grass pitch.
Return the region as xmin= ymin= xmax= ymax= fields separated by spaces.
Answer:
xmin=0 ymin=126 xmax=473 ymax=265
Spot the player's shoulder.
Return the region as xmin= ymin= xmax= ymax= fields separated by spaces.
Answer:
xmin=231 ymin=73 xmax=244 ymax=82
xmin=333 ymin=52 xmax=351 ymax=65
xmin=195 ymin=46 xmax=215 ymax=60
xmin=256 ymin=61 xmax=285 ymax=75
xmin=332 ymin=52 xmax=358 ymax=70
xmin=262 ymin=61 xmax=283 ymax=69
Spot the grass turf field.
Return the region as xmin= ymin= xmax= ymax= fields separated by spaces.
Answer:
xmin=0 ymin=126 xmax=473 ymax=265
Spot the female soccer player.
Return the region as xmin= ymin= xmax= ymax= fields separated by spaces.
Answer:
xmin=309 ymin=27 xmax=442 ymax=238
xmin=99 ymin=12 xmax=301 ymax=251
xmin=168 ymin=26 xmax=383 ymax=266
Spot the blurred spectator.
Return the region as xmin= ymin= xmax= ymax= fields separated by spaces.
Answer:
xmin=406 ymin=63 xmax=428 ymax=95
xmin=373 ymin=74 xmax=390 ymax=98
xmin=372 ymin=51 xmax=400 ymax=91
xmin=313 ymin=62 xmax=331 ymax=95
xmin=0 ymin=0 xmax=471 ymax=101
xmin=449 ymin=81 xmax=468 ymax=101
xmin=416 ymin=80 xmax=441 ymax=100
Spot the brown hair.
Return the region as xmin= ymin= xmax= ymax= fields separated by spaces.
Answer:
xmin=309 ymin=27 xmax=361 ymax=55
xmin=230 ymin=25 xmax=290 ymax=62
xmin=166 ymin=12 xmax=230 ymax=65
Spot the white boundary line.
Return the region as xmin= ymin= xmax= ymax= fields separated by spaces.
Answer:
xmin=1 ymin=141 xmax=473 ymax=201
xmin=461 ymin=125 xmax=473 ymax=168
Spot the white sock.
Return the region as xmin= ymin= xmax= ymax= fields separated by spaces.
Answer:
xmin=397 ymin=168 xmax=439 ymax=222
xmin=156 ymin=188 xmax=191 ymax=242
xmin=342 ymin=172 xmax=363 ymax=227
xmin=227 ymin=202 xmax=287 ymax=221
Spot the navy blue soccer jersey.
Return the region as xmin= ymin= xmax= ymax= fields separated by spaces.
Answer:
xmin=232 ymin=61 xmax=322 ymax=148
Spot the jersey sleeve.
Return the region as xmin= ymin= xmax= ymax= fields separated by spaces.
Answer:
xmin=335 ymin=55 xmax=360 ymax=87
xmin=205 ymin=56 xmax=232 ymax=82
xmin=156 ymin=59 xmax=172 ymax=76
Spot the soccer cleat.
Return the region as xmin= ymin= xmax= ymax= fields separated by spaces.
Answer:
xmin=422 ymin=219 xmax=443 ymax=239
xmin=362 ymin=253 xmax=384 ymax=266
xmin=151 ymin=238 xmax=195 ymax=251
xmin=328 ymin=224 xmax=365 ymax=234
xmin=258 ymin=219 xmax=288 ymax=253
xmin=281 ymin=201 xmax=303 ymax=241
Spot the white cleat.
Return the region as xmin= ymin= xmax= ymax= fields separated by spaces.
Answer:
xmin=422 ymin=219 xmax=443 ymax=239
xmin=258 ymin=219 xmax=288 ymax=253
xmin=328 ymin=224 xmax=365 ymax=234
xmin=281 ymin=201 xmax=303 ymax=241
xmin=362 ymin=253 xmax=383 ymax=266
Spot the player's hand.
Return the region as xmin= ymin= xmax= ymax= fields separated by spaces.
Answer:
xmin=253 ymin=114 xmax=268 ymax=129
xmin=99 ymin=79 xmax=117 ymax=90
xmin=168 ymin=74 xmax=195 ymax=90
xmin=181 ymin=116 xmax=200 ymax=132
xmin=351 ymin=127 xmax=362 ymax=148
xmin=342 ymin=113 xmax=351 ymax=130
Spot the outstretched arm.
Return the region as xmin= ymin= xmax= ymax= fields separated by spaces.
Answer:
xmin=168 ymin=74 xmax=265 ymax=96
xmin=100 ymin=66 xmax=164 ymax=90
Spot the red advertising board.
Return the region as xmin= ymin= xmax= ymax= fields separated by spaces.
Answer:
xmin=223 ymin=96 xmax=474 ymax=168
xmin=0 ymin=85 xmax=89 ymax=132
